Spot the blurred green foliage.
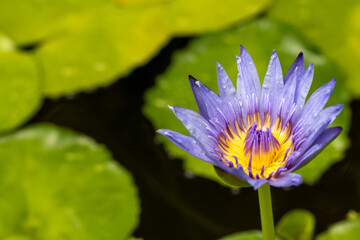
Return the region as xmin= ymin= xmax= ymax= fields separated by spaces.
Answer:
xmin=316 ymin=211 xmax=360 ymax=240
xmin=219 ymin=230 xmax=264 ymax=240
xmin=0 ymin=0 xmax=270 ymax=97
xmin=219 ymin=209 xmax=315 ymax=239
xmin=221 ymin=210 xmax=360 ymax=240
xmin=276 ymin=209 xmax=315 ymax=240
xmin=270 ymin=0 xmax=360 ymax=96
xmin=0 ymin=0 xmax=359 ymax=238
xmin=0 ymin=34 xmax=41 ymax=133
xmin=0 ymin=0 xmax=274 ymax=238
xmin=144 ymin=19 xmax=350 ymax=185
xmin=0 ymin=124 xmax=139 ymax=239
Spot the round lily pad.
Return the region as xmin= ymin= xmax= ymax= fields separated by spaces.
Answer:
xmin=36 ymin=3 xmax=170 ymax=97
xmin=0 ymin=0 xmax=272 ymax=98
xmin=112 ymin=0 xmax=170 ymax=7
xmin=0 ymin=44 xmax=41 ymax=133
xmin=276 ymin=209 xmax=315 ymax=240
xmin=0 ymin=124 xmax=139 ymax=240
xmin=164 ymin=0 xmax=271 ymax=35
xmin=219 ymin=209 xmax=314 ymax=240
xmin=316 ymin=213 xmax=360 ymax=240
xmin=0 ymin=0 xmax=107 ymax=45
xmin=269 ymin=0 xmax=360 ymax=96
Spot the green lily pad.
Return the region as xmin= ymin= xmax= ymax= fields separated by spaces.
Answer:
xmin=144 ymin=19 xmax=349 ymax=185
xmin=0 ymin=124 xmax=139 ymax=240
xmin=219 ymin=231 xmax=281 ymax=240
xmin=269 ymin=0 xmax=360 ymax=96
xmin=0 ymin=0 xmax=107 ymax=46
xmin=276 ymin=209 xmax=315 ymax=240
xmin=36 ymin=3 xmax=170 ymax=97
xmin=112 ymin=0 xmax=170 ymax=7
xmin=219 ymin=209 xmax=314 ymax=240
xmin=164 ymin=0 xmax=271 ymax=35
xmin=316 ymin=212 xmax=360 ymax=240
xmin=0 ymin=33 xmax=16 ymax=53
xmin=219 ymin=230 xmax=263 ymax=240
xmin=0 ymin=0 xmax=170 ymax=97
xmin=0 ymin=0 xmax=272 ymax=97
xmin=0 ymin=36 xmax=41 ymax=133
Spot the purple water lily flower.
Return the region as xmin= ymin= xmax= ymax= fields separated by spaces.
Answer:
xmin=158 ymin=46 xmax=343 ymax=189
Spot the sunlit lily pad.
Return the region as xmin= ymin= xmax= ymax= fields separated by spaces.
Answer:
xmin=219 ymin=209 xmax=314 ymax=240
xmin=0 ymin=124 xmax=139 ymax=240
xmin=276 ymin=209 xmax=315 ymax=240
xmin=0 ymin=0 xmax=271 ymax=97
xmin=316 ymin=212 xmax=360 ymax=240
xmin=0 ymin=0 xmax=106 ymax=45
xmin=269 ymin=0 xmax=360 ymax=96
xmin=164 ymin=0 xmax=271 ymax=35
xmin=144 ymin=19 xmax=350 ymax=185
xmin=219 ymin=230 xmax=283 ymax=240
xmin=0 ymin=35 xmax=41 ymax=133
xmin=36 ymin=3 xmax=170 ymax=97
xmin=112 ymin=0 xmax=170 ymax=7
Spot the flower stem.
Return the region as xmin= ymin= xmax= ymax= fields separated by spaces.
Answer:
xmin=258 ymin=184 xmax=275 ymax=240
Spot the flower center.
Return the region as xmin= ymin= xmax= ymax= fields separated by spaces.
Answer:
xmin=244 ymin=125 xmax=280 ymax=162
xmin=216 ymin=117 xmax=293 ymax=179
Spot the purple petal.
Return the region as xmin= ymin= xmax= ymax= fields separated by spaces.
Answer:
xmin=273 ymin=70 xmax=297 ymax=126
xmin=216 ymin=62 xmax=241 ymax=118
xmin=197 ymin=80 xmax=236 ymax=130
xmin=211 ymin=156 xmax=268 ymax=189
xmin=170 ymin=106 xmax=216 ymax=144
xmin=217 ymin=62 xmax=236 ymax=100
xmin=290 ymin=127 xmax=342 ymax=171
xmin=261 ymin=50 xmax=283 ymax=116
xmin=294 ymin=64 xmax=314 ymax=109
xmin=268 ymin=172 xmax=303 ymax=187
xmin=285 ymin=151 xmax=301 ymax=169
xmin=284 ymin=52 xmax=304 ymax=83
xmin=239 ymin=46 xmax=261 ymax=96
xmin=214 ymin=162 xmax=268 ymax=190
xmin=157 ymin=129 xmax=215 ymax=164
xmin=236 ymin=47 xmax=261 ymax=118
xmin=189 ymin=75 xmax=209 ymax=119
xmin=248 ymin=178 xmax=268 ymax=190
xmin=295 ymin=104 xmax=343 ymax=152
xmin=212 ymin=160 xmax=253 ymax=182
xmin=294 ymin=78 xmax=336 ymax=126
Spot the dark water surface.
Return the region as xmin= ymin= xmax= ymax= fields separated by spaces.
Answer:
xmin=28 ymin=38 xmax=360 ymax=240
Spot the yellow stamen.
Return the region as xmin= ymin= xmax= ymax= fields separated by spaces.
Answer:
xmin=217 ymin=112 xmax=293 ymax=179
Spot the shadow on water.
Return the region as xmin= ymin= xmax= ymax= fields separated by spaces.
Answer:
xmin=28 ymin=38 xmax=360 ymax=240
